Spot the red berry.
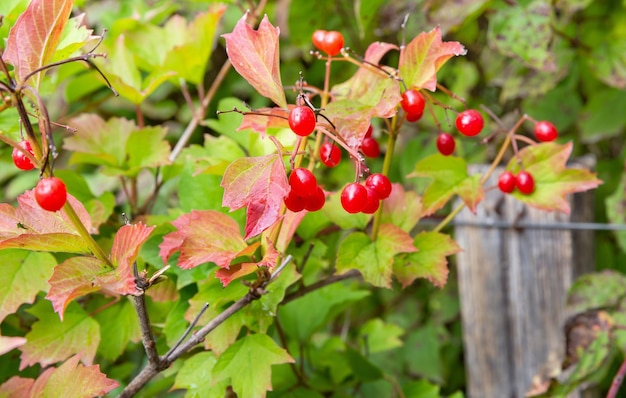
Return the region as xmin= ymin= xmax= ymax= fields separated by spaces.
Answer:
xmin=436 ymin=133 xmax=455 ymax=156
xmin=341 ymin=183 xmax=367 ymax=214
xmin=365 ymin=124 xmax=373 ymax=138
xmin=360 ymin=137 xmax=380 ymax=158
xmin=498 ymin=171 xmax=517 ymax=194
xmin=289 ymin=168 xmax=317 ymax=197
xmin=365 ymin=173 xmax=392 ymax=200
xmin=455 ymin=109 xmax=484 ymax=137
xmin=311 ymin=30 xmax=344 ymax=56
xmin=289 ymin=106 xmax=316 ymax=136
xmin=284 ymin=191 xmax=306 ymax=212
xmin=401 ymin=90 xmax=425 ymax=121
xmin=516 ymin=171 xmax=535 ymax=195
xmin=534 ymin=121 xmax=558 ymax=142
xmin=304 ymin=186 xmax=325 ymax=211
xmin=12 ymin=140 xmax=35 ymax=170
xmin=320 ymin=142 xmax=341 ymax=167
xmin=35 ymin=177 xmax=67 ymax=212
xmin=361 ymin=186 xmax=381 ymax=214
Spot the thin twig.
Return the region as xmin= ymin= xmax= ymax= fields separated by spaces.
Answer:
xmin=281 ymin=269 xmax=361 ymax=305
xmin=607 ymin=356 xmax=626 ymax=398
xmin=132 ymin=291 xmax=160 ymax=365
xmin=164 ymin=302 xmax=210 ymax=358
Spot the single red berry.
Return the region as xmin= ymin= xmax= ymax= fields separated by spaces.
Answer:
xmin=289 ymin=106 xmax=316 ymax=136
xmin=436 ymin=133 xmax=455 ymax=156
xmin=401 ymin=90 xmax=425 ymax=121
xmin=455 ymin=109 xmax=484 ymax=137
xmin=320 ymin=142 xmax=341 ymax=167
xmin=304 ymin=186 xmax=325 ymax=211
xmin=360 ymin=137 xmax=380 ymax=158
xmin=516 ymin=171 xmax=535 ymax=195
xmin=534 ymin=121 xmax=558 ymax=142
xmin=341 ymin=183 xmax=367 ymax=214
xmin=12 ymin=140 xmax=35 ymax=170
xmin=362 ymin=186 xmax=381 ymax=214
xmin=365 ymin=173 xmax=392 ymax=200
xmin=498 ymin=171 xmax=517 ymax=194
xmin=35 ymin=177 xmax=67 ymax=212
xmin=312 ymin=30 xmax=344 ymax=56
xmin=365 ymin=124 xmax=373 ymax=138
xmin=284 ymin=191 xmax=306 ymax=212
xmin=289 ymin=168 xmax=318 ymax=197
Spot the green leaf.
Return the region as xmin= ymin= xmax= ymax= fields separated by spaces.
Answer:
xmin=567 ymin=271 xmax=626 ymax=313
xmin=93 ymin=299 xmax=141 ymax=362
xmin=212 ymin=334 xmax=294 ymax=398
xmin=125 ymin=126 xmax=171 ymax=175
xmin=403 ymin=380 xmax=441 ymax=398
xmin=0 ymin=250 xmax=56 ymax=324
xmin=412 ymin=154 xmax=483 ymax=216
xmin=404 ymin=322 xmax=443 ymax=382
xmin=606 ymin=173 xmax=626 ymax=252
xmin=393 ymin=231 xmax=460 ymax=288
xmin=578 ymin=87 xmax=626 ymax=143
xmin=20 ymin=301 xmax=100 ymax=370
xmin=172 ymin=351 xmax=229 ymax=398
xmin=506 ymin=142 xmax=602 ymax=214
xmin=336 ymin=224 xmax=416 ymax=288
xmin=358 ymin=319 xmax=404 ymax=354
xmin=488 ymin=1 xmax=556 ymax=71
xmin=345 ymin=347 xmax=383 ymax=382
xmin=380 ymin=183 xmax=422 ymax=232
xmin=52 ymin=14 xmax=97 ymax=62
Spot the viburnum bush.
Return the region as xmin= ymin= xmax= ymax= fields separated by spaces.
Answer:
xmin=0 ymin=0 xmax=617 ymax=397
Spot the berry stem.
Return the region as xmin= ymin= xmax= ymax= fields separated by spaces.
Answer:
xmin=371 ymin=117 xmax=398 ymax=240
xmin=63 ymin=199 xmax=113 ymax=268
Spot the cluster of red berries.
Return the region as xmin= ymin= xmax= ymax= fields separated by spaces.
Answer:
xmin=436 ymin=109 xmax=485 ymax=156
xmin=284 ymin=168 xmax=325 ymax=212
xmin=311 ymin=30 xmax=344 ymax=57
xmin=11 ymin=139 xmax=67 ymax=212
xmin=340 ymin=173 xmax=392 ymax=214
xmin=498 ymin=170 xmax=535 ymax=195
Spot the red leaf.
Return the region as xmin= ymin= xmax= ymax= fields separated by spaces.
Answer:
xmin=399 ymin=26 xmax=467 ymax=91
xmin=0 ymin=190 xmax=94 ymax=253
xmin=0 ymin=376 xmax=34 ymax=397
xmin=29 ymin=354 xmax=118 ymax=398
xmin=3 ymin=0 xmax=74 ymax=86
xmin=160 ymin=210 xmax=248 ymax=269
xmin=222 ymin=14 xmax=287 ymax=108
xmin=507 ymin=142 xmax=602 ymax=214
xmin=215 ymin=239 xmax=279 ymax=286
xmin=221 ymin=154 xmax=289 ymax=239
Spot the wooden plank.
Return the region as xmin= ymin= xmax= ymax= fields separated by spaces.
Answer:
xmin=455 ymin=165 xmax=594 ymax=398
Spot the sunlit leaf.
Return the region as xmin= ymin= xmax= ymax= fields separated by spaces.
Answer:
xmin=222 ymin=14 xmax=287 ymax=108
xmin=336 ymin=224 xmax=416 ymax=288
xmin=215 ymin=239 xmax=279 ymax=286
xmin=172 ymin=351 xmax=229 ymax=398
xmin=399 ymin=26 xmax=466 ymax=91
xmin=506 ymin=142 xmax=602 ymax=214
xmin=380 ymin=183 xmax=422 ymax=232
xmin=221 ymin=154 xmax=289 ymax=239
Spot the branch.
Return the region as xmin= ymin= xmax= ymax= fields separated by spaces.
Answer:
xmin=607 ymin=356 xmax=626 ymax=398
xmin=281 ymin=269 xmax=361 ymax=305
xmin=132 ymin=262 xmax=159 ymax=365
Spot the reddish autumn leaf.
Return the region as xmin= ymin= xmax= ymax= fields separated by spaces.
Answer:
xmin=3 ymin=0 xmax=74 ymax=87
xmin=399 ymin=26 xmax=467 ymax=91
xmin=329 ymin=42 xmax=401 ymax=147
xmin=0 ymin=376 xmax=34 ymax=397
xmin=380 ymin=184 xmax=422 ymax=232
xmin=28 ymin=354 xmax=118 ymax=398
xmin=222 ymin=14 xmax=287 ymax=108
xmin=507 ymin=142 xmax=602 ymax=214
xmin=393 ymin=231 xmax=460 ymax=288
xmin=0 ymin=190 xmax=94 ymax=253
xmin=160 ymin=210 xmax=248 ymax=269
xmin=221 ymin=154 xmax=290 ymax=239
xmin=237 ymin=107 xmax=290 ymax=136
xmin=47 ymin=256 xmax=104 ymax=319
xmin=216 ymin=239 xmax=279 ymax=286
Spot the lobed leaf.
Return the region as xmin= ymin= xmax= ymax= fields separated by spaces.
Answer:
xmin=336 ymin=224 xmax=416 ymax=288
xmin=506 ymin=142 xmax=602 ymax=214
xmin=393 ymin=231 xmax=461 ymax=288
xmin=173 ymin=351 xmax=229 ymax=398
xmin=93 ymin=299 xmax=141 ymax=362
xmin=380 ymin=183 xmax=422 ymax=232
xmin=0 ymin=191 xmax=93 ymax=253
xmin=19 ymin=301 xmax=100 ymax=370
xmin=29 ymin=354 xmax=118 ymax=398
xmin=399 ymin=26 xmax=467 ymax=91
xmin=0 ymin=377 xmax=34 ymax=397
xmin=160 ymin=210 xmax=248 ymax=269
xmin=222 ymin=14 xmax=287 ymax=108
xmin=216 ymin=239 xmax=279 ymax=286
xmin=3 ymin=0 xmax=74 ymax=87
xmin=211 ymin=334 xmax=294 ymax=398
xmin=0 ymin=250 xmax=56 ymax=324
xmin=412 ymin=154 xmax=484 ymax=216
xmin=221 ymin=154 xmax=290 ymax=239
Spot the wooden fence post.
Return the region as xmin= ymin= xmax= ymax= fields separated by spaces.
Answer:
xmin=455 ymin=164 xmax=595 ymax=398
